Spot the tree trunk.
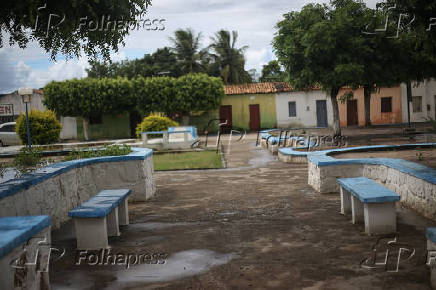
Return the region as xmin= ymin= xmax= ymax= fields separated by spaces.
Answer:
xmin=82 ymin=117 xmax=90 ymax=141
xmin=406 ymin=81 xmax=412 ymax=127
xmin=182 ymin=115 xmax=190 ymax=126
xmin=363 ymin=84 xmax=372 ymax=127
xmin=330 ymin=87 xmax=342 ymax=136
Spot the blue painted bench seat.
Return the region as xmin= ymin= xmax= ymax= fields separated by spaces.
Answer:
xmin=69 ymin=189 xmax=131 ymax=218
xmin=69 ymin=189 xmax=132 ymax=250
xmin=337 ymin=177 xmax=400 ymax=203
xmin=337 ymin=177 xmax=399 ymax=234
xmin=0 ymin=215 xmax=50 ymax=259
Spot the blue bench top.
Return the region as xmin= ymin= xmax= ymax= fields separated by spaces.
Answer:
xmin=337 ymin=177 xmax=400 ymax=203
xmin=0 ymin=215 xmax=51 ymax=259
xmin=69 ymin=189 xmax=131 ymax=218
xmin=426 ymin=228 xmax=436 ymax=243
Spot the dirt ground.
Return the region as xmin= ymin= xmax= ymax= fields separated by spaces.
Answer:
xmin=50 ymin=134 xmax=435 ymax=289
xmin=334 ymin=148 xmax=436 ymax=169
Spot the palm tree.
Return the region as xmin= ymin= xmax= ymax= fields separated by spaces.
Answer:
xmin=169 ymin=28 xmax=206 ymax=74
xmin=209 ymin=30 xmax=251 ymax=84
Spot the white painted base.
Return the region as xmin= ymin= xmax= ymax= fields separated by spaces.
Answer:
xmin=0 ymin=227 xmax=51 ymax=290
xmin=427 ymin=240 xmax=436 ymax=289
xmin=106 ymin=208 xmax=120 ymax=237
xmin=364 ymin=202 xmax=397 ymax=235
xmin=74 ymin=217 xmax=108 ymax=250
xmin=340 ymin=187 xmax=351 ymax=215
xmin=119 ymin=198 xmax=129 ymax=226
xmin=351 ymin=195 xmax=364 ymax=224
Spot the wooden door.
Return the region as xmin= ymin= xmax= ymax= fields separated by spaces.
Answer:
xmin=347 ymin=99 xmax=358 ymax=126
xmin=219 ymin=105 xmax=232 ymax=133
xmin=249 ymin=104 xmax=261 ymax=131
xmin=316 ymin=100 xmax=328 ymax=128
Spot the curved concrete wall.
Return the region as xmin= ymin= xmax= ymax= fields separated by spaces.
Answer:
xmin=0 ymin=148 xmax=155 ymax=229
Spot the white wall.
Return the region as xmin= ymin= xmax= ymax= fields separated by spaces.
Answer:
xmin=401 ymin=79 xmax=436 ymax=122
xmin=0 ymin=92 xmax=77 ymax=140
xmin=275 ymin=90 xmax=333 ymax=128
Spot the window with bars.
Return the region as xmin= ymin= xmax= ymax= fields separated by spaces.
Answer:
xmin=381 ymin=97 xmax=392 ymax=113
xmin=412 ymin=96 xmax=422 ymax=113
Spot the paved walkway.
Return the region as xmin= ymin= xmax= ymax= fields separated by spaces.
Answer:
xmin=51 ymin=135 xmax=432 ymax=289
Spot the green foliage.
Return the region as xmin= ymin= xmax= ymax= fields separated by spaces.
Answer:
xmin=339 ymin=91 xmax=354 ymax=104
xmin=44 ymin=77 xmax=135 ymax=118
xmin=0 ymin=0 xmax=151 ymax=60
xmin=15 ymin=110 xmax=62 ymax=145
xmin=64 ymin=145 xmax=132 ymax=161
xmin=153 ymin=151 xmax=223 ymax=171
xmin=260 ymin=60 xmax=286 ymax=82
xmin=135 ymin=73 xmax=224 ymax=117
xmin=170 ymin=28 xmax=207 ymax=74
xmin=13 ymin=147 xmax=43 ymax=175
xmin=135 ymin=114 xmax=178 ymax=137
xmin=209 ymin=30 xmax=252 ymax=84
xmin=86 ymin=47 xmax=183 ymax=79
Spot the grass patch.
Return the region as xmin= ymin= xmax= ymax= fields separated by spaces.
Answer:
xmin=154 ymin=151 xmax=223 ymax=171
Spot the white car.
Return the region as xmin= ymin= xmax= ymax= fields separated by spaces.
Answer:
xmin=0 ymin=122 xmax=21 ymax=146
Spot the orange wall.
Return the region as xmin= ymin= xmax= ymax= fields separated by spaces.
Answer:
xmin=337 ymin=86 xmax=402 ymax=127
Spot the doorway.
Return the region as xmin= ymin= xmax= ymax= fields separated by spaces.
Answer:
xmin=219 ymin=105 xmax=232 ymax=133
xmin=249 ymin=104 xmax=261 ymax=131
xmin=347 ymin=99 xmax=359 ymax=126
xmin=316 ymin=100 xmax=328 ymax=127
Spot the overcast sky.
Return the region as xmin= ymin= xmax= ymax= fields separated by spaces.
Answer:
xmin=0 ymin=0 xmax=380 ymax=93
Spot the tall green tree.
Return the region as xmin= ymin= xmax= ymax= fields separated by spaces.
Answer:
xmin=0 ymin=0 xmax=151 ymax=60
xmin=209 ymin=30 xmax=252 ymax=84
xmin=273 ymin=2 xmax=367 ymax=136
xmin=260 ymin=60 xmax=286 ymax=82
xmin=170 ymin=28 xmax=206 ymax=74
xmin=87 ymin=47 xmax=182 ymax=79
xmin=380 ymin=0 xmax=436 ymax=125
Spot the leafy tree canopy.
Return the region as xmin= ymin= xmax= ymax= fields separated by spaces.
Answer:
xmin=0 ymin=0 xmax=151 ymax=60
xmin=259 ymin=60 xmax=286 ymax=82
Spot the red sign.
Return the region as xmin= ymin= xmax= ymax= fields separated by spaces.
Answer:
xmin=0 ymin=104 xmax=14 ymax=116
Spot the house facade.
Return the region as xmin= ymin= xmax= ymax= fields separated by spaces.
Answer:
xmin=337 ymin=86 xmax=403 ymax=127
xmin=275 ymin=89 xmax=333 ymax=128
xmin=400 ymin=79 xmax=436 ymax=123
xmin=221 ymin=83 xmax=290 ymax=131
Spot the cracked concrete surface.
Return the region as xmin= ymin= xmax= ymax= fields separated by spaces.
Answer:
xmin=51 ymin=134 xmax=433 ymax=289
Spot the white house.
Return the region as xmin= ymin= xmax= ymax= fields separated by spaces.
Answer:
xmin=0 ymin=89 xmax=77 ymax=139
xmin=275 ymin=89 xmax=333 ymax=128
xmin=401 ymin=79 xmax=436 ymax=123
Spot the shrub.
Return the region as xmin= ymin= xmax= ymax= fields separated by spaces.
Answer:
xmin=13 ymin=147 xmax=43 ymax=175
xmin=16 ymin=110 xmax=62 ymax=145
xmin=64 ymin=144 xmax=132 ymax=161
xmin=135 ymin=114 xmax=178 ymax=138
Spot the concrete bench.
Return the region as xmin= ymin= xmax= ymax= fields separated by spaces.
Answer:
xmin=337 ymin=177 xmax=400 ymax=235
xmin=0 ymin=215 xmax=51 ymax=290
xmin=69 ymin=189 xmax=131 ymax=250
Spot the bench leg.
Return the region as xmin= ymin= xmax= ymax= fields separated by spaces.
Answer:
xmin=107 ymin=207 xmax=120 ymax=237
xmin=427 ymin=240 xmax=436 ymax=289
xmin=74 ymin=217 xmax=108 ymax=250
xmin=351 ymin=195 xmax=364 ymax=224
xmin=364 ymin=202 xmax=397 ymax=235
xmin=340 ymin=187 xmax=351 ymax=215
xmin=119 ymin=198 xmax=129 ymax=226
